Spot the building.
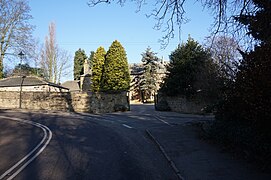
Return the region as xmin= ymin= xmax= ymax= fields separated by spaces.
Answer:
xmin=62 ymin=59 xmax=92 ymax=91
xmin=0 ymin=76 xmax=69 ymax=92
xmin=61 ymin=80 xmax=80 ymax=92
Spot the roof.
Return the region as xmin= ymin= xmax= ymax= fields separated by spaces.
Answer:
xmin=61 ymin=80 xmax=80 ymax=91
xmin=0 ymin=76 xmax=69 ymax=90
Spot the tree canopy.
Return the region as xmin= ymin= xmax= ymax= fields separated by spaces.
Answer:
xmin=101 ymin=40 xmax=130 ymax=91
xmin=205 ymin=36 xmax=241 ymax=79
xmin=0 ymin=0 xmax=34 ymax=78
xmin=91 ymin=47 xmax=106 ymax=92
xmin=11 ymin=63 xmax=45 ymax=77
xmin=212 ymin=0 xmax=271 ymax=167
xmin=216 ymin=0 xmax=271 ymax=133
xmin=74 ymin=48 xmax=87 ymax=80
xmin=160 ymin=37 xmax=220 ymax=101
xmin=88 ymin=0 xmax=256 ymax=47
xmin=140 ymin=47 xmax=161 ymax=101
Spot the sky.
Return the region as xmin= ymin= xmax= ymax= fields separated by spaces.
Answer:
xmin=28 ymin=0 xmax=214 ymax=80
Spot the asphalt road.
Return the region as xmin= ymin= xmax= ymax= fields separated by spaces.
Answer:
xmin=0 ymin=104 xmax=212 ymax=180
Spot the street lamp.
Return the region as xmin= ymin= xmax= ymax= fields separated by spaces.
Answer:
xmin=18 ymin=51 xmax=25 ymax=75
xmin=18 ymin=51 xmax=25 ymax=109
xmin=18 ymin=51 xmax=24 ymax=58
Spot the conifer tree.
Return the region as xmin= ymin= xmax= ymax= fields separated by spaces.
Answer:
xmin=101 ymin=40 xmax=130 ymax=91
xmin=140 ymin=47 xmax=160 ymax=101
xmin=160 ymin=37 xmax=219 ymax=100
xmin=217 ymin=0 xmax=271 ymax=133
xmin=91 ymin=47 xmax=106 ymax=92
xmin=74 ymin=48 xmax=87 ymax=80
xmin=88 ymin=51 xmax=95 ymax=67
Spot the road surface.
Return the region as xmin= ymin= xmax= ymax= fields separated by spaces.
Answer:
xmin=0 ymin=104 xmax=209 ymax=180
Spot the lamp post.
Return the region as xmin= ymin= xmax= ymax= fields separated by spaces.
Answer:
xmin=18 ymin=51 xmax=25 ymax=109
xmin=18 ymin=51 xmax=24 ymax=76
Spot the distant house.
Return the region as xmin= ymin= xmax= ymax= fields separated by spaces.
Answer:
xmin=0 ymin=76 xmax=69 ymax=92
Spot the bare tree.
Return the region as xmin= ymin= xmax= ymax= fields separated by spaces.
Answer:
xmin=205 ymin=35 xmax=241 ymax=79
xmin=0 ymin=0 xmax=34 ymax=78
xmin=40 ymin=22 xmax=70 ymax=84
xmin=88 ymin=0 xmax=255 ymax=48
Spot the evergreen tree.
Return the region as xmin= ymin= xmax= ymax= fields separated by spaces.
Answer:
xmin=101 ymin=40 xmax=130 ymax=91
xmin=91 ymin=47 xmax=106 ymax=92
xmin=140 ymin=47 xmax=160 ymax=101
xmin=88 ymin=51 xmax=95 ymax=67
xmin=12 ymin=63 xmax=43 ymax=77
xmin=161 ymin=37 xmax=220 ymax=100
xmin=236 ymin=0 xmax=271 ymax=45
xmin=74 ymin=48 xmax=87 ymax=80
xmin=217 ymin=0 xmax=271 ymax=134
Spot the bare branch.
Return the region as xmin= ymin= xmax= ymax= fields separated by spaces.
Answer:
xmin=88 ymin=0 xmax=258 ymax=49
xmin=0 ymin=0 xmax=34 ymax=78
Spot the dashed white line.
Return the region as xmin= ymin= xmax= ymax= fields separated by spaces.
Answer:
xmin=0 ymin=116 xmax=52 ymax=180
xmin=122 ymin=124 xmax=133 ymax=129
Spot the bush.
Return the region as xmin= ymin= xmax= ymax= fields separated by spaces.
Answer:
xmin=114 ymin=104 xmax=129 ymax=112
xmin=155 ymin=99 xmax=171 ymax=111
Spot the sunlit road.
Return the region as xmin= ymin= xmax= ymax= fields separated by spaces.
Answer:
xmin=0 ymin=105 xmax=211 ymax=180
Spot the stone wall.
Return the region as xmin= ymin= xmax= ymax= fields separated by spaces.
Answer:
xmin=71 ymin=91 xmax=129 ymax=113
xmin=156 ymin=94 xmax=207 ymax=114
xmin=0 ymin=91 xmax=129 ymax=113
xmin=0 ymin=91 xmax=71 ymax=111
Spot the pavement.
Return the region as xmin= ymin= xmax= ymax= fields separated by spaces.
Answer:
xmin=146 ymin=124 xmax=271 ymax=180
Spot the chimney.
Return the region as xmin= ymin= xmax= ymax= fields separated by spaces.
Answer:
xmin=84 ymin=59 xmax=90 ymax=75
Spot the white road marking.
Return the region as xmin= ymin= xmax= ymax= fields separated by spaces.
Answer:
xmin=0 ymin=116 xmax=52 ymax=180
xmin=122 ymin=124 xmax=133 ymax=129
xmin=154 ymin=115 xmax=172 ymax=126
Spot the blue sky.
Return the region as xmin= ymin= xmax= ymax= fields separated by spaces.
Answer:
xmin=28 ymin=0 xmax=213 ymax=81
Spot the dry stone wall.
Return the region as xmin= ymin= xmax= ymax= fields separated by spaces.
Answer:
xmin=156 ymin=94 xmax=207 ymax=114
xmin=0 ymin=91 xmax=72 ymax=111
xmin=71 ymin=91 xmax=129 ymax=113
xmin=0 ymin=91 xmax=129 ymax=113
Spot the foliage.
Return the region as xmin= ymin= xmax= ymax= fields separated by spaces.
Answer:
xmin=101 ymin=40 xmax=130 ymax=91
xmin=140 ymin=47 xmax=161 ymax=101
xmin=129 ymin=63 xmax=144 ymax=101
xmin=235 ymin=0 xmax=271 ymax=44
xmin=216 ymin=44 xmax=271 ymax=132
xmin=88 ymin=51 xmax=95 ymax=67
xmin=91 ymin=47 xmax=106 ymax=92
xmin=12 ymin=63 xmax=43 ymax=76
xmin=214 ymin=0 xmax=271 ymax=168
xmin=0 ymin=0 xmax=34 ymax=79
xmin=160 ymin=37 xmax=221 ymax=103
xmin=74 ymin=48 xmax=87 ymax=80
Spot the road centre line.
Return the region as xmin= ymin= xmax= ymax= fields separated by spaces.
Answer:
xmin=0 ymin=116 xmax=52 ymax=180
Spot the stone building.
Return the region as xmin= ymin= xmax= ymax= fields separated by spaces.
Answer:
xmin=62 ymin=59 xmax=92 ymax=91
xmin=61 ymin=80 xmax=80 ymax=92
